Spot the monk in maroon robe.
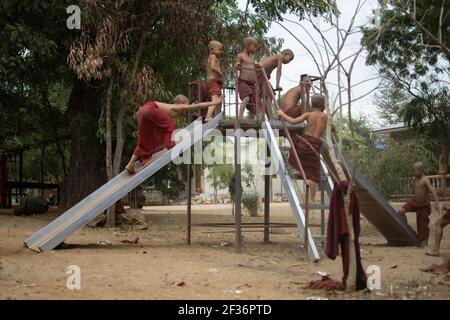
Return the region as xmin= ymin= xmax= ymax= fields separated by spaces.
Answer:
xmin=397 ymin=162 xmax=439 ymax=247
xmin=125 ymin=95 xmax=223 ymax=174
xmin=237 ymin=78 xmax=258 ymax=115
xmin=277 ymin=94 xmax=328 ymax=202
xmin=190 ymin=82 xmax=210 ymax=118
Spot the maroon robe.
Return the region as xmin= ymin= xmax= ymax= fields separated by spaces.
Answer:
xmin=133 ymin=101 xmax=176 ymax=165
xmin=237 ymin=78 xmax=259 ymax=114
xmin=289 ymin=134 xmax=322 ymax=183
xmin=284 ymin=104 xmax=302 ymax=118
xmin=206 ymin=78 xmax=223 ymax=97
xmin=442 ymin=208 xmax=450 ymax=220
xmin=191 ymin=82 xmax=210 ymax=117
xmin=420 ymin=258 xmax=450 ymax=274
xmin=326 ymin=181 xmax=367 ymax=291
xmin=402 ymin=198 xmax=431 ymax=242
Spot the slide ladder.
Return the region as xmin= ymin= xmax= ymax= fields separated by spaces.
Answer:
xmin=262 ymin=116 xmax=320 ymax=261
xmin=25 ymin=114 xmax=224 ymax=252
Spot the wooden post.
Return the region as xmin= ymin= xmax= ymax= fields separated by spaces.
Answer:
xmin=0 ymin=154 xmax=6 ymax=208
xmin=439 ymin=144 xmax=448 ymax=192
xmin=19 ymin=151 xmax=23 ymax=198
xmin=40 ymin=148 xmax=45 ymax=198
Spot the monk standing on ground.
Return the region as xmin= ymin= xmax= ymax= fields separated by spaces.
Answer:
xmin=235 ymin=37 xmax=259 ymax=119
xmin=426 ymin=202 xmax=450 ymax=256
xmin=125 ymin=94 xmax=223 ymax=174
xmin=277 ymin=94 xmax=327 ymax=203
xmin=397 ymin=162 xmax=439 ymax=247
xmin=258 ymin=49 xmax=294 ymax=91
xmin=205 ymin=40 xmax=224 ymax=122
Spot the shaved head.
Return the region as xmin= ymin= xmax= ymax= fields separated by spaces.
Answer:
xmin=173 ymin=94 xmax=189 ymax=104
xmin=413 ymin=161 xmax=424 ymax=170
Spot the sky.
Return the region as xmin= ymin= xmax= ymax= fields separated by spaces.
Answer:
xmin=236 ymin=0 xmax=385 ymax=127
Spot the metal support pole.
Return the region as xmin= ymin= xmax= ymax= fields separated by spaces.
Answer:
xmin=304 ymin=185 xmax=309 ymax=252
xmin=264 ymin=143 xmax=271 ymax=243
xmin=234 ymin=71 xmax=242 ymax=253
xmin=320 ymin=173 xmax=325 ymax=249
xmin=186 ymin=159 xmax=192 ymax=245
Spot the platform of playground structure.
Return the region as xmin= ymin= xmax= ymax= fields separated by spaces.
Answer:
xmin=0 ymin=203 xmax=449 ymax=300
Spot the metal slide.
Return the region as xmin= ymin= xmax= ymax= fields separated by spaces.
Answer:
xmin=320 ymin=151 xmax=418 ymax=246
xmin=24 ymin=114 xmax=224 ymax=252
xmin=262 ymin=115 xmax=320 ymax=262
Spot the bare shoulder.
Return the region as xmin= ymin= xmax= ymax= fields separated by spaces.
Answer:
xmin=421 ymin=176 xmax=431 ymax=185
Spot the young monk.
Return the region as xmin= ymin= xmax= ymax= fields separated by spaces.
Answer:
xmin=397 ymin=162 xmax=440 ymax=247
xmin=235 ymin=37 xmax=259 ymax=119
xmin=426 ymin=202 xmax=450 ymax=256
xmin=280 ymin=83 xmax=311 ymax=118
xmin=258 ymin=49 xmax=294 ymax=91
xmin=277 ymin=94 xmax=327 ymax=202
xmin=125 ymin=94 xmax=224 ymax=174
xmin=205 ymin=40 xmax=224 ymax=122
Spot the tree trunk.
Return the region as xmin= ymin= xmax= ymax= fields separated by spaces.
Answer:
xmin=59 ymin=79 xmax=106 ymax=212
xmin=113 ymin=31 xmax=147 ymax=176
xmin=105 ymin=76 xmax=116 ymax=227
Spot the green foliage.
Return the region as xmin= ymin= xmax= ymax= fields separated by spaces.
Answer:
xmin=359 ymin=138 xmax=439 ymax=197
xmin=249 ymin=0 xmax=337 ymax=21
xmin=374 ymin=85 xmax=409 ymax=124
xmin=205 ymin=162 xmax=256 ymax=202
xmin=242 ymin=192 xmax=260 ymax=217
xmin=148 ymin=162 xmax=185 ymax=200
xmin=401 ymin=88 xmax=450 ymax=146
xmin=336 ymin=114 xmax=439 ymax=197
xmin=362 ymin=0 xmax=450 ymax=147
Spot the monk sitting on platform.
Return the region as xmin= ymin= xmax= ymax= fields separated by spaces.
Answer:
xmin=235 ymin=37 xmax=259 ymax=119
xmin=125 ymin=94 xmax=223 ymax=174
xmin=205 ymin=40 xmax=224 ymax=122
xmin=427 ymin=203 xmax=450 ymax=256
xmin=258 ymin=49 xmax=294 ymax=91
xmin=277 ymin=94 xmax=327 ymax=203
xmin=397 ymin=162 xmax=439 ymax=247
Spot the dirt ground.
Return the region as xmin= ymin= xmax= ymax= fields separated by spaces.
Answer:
xmin=0 ymin=203 xmax=449 ymax=300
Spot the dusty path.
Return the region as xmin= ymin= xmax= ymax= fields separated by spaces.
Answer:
xmin=0 ymin=203 xmax=449 ymax=300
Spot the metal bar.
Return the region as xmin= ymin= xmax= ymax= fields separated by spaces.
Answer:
xmin=234 ymin=70 xmax=242 ymax=254
xmin=186 ymin=153 xmax=192 ymax=245
xmin=264 ymin=143 xmax=271 ymax=243
xmin=320 ymin=166 xmax=326 ymax=249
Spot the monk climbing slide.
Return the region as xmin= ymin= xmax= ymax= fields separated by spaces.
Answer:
xmin=24 ymin=114 xmax=224 ymax=252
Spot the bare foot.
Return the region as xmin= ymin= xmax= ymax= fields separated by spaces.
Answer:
xmin=419 ymin=240 xmax=428 ymax=248
xmin=125 ymin=163 xmax=136 ymax=175
xmin=204 ymin=117 xmax=212 ymax=123
xmin=425 ymin=251 xmax=440 ymax=257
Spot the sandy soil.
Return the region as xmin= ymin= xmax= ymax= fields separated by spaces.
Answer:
xmin=0 ymin=203 xmax=449 ymax=300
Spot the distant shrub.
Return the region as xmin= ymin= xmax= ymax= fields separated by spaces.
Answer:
xmin=242 ymin=193 xmax=260 ymax=217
